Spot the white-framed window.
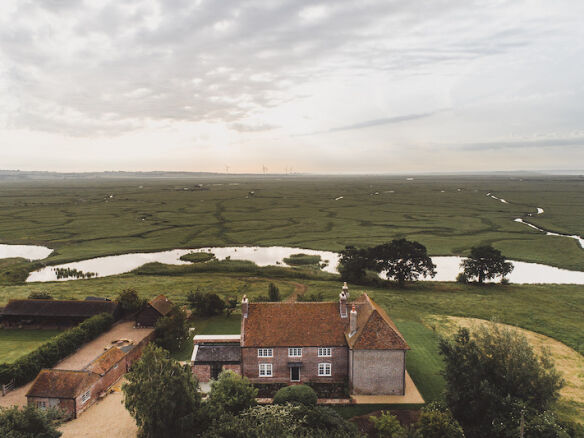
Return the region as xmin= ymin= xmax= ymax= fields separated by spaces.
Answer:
xmin=318 ymin=347 xmax=332 ymax=357
xmin=318 ymin=363 xmax=332 ymax=376
xmin=259 ymin=363 xmax=273 ymax=377
xmin=288 ymin=347 xmax=302 ymax=357
xmin=257 ymin=348 xmax=273 ymax=357
xmin=80 ymin=390 xmax=91 ymax=404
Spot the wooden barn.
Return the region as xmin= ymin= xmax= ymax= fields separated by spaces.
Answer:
xmin=0 ymin=299 xmax=120 ymax=328
xmin=135 ymin=295 xmax=173 ymax=327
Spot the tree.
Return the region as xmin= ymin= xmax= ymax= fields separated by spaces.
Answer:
xmin=268 ymin=283 xmax=281 ymax=302
xmin=0 ymin=405 xmax=62 ymax=438
xmin=207 ymin=370 xmax=257 ymax=416
xmin=370 ymin=239 xmax=436 ymax=287
xmin=439 ymin=323 xmax=563 ymax=438
xmin=154 ymin=306 xmax=190 ymax=353
xmin=187 ymin=291 xmax=225 ymax=316
xmin=117 ymin=288 xmax=144 ymax=315
xmin=460 ymin=245 xmax=513 ymax=284
xmin=123 ymin=344 xmax=204 ymax=438
xmin=370 ymin=411 xmax=406 ymax=437
xmin=339 ymin=246 xmax=372 ymax=284
xmin=415 ymin=402 xmax=464 ymax=438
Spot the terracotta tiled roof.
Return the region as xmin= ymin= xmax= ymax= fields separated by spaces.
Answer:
xmin=85 ymin=347 xmax=128 ymax=376
xmin=2 ymin=299 xmax=118 ymax=318
xmin=242 ymin=302 xmax=349 ymax=347
xmin=26 ymin=369 xmax=99 ymax=399
xmin=148 ymin=295 xmax=173 ymax=316
xmin=346 ymin=294 xmax=409 ymax=350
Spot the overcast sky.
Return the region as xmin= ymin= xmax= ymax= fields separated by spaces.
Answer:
xmin=1 ymin=0 xmax=583 ymax=173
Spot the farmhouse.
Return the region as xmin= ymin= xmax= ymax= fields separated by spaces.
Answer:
xmin=136 ymin=294 xmax=173 ymax=327
xmin=0 ymin=299 xmax=120 ymax=328
xmin=192 ymin=283 xmax=411 ymax=396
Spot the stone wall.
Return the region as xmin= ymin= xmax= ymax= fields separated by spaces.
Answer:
xmin=350 ymin=349 xmax=405 ymax=395
xmin=192 ymin=364 xmax=211 ymax=382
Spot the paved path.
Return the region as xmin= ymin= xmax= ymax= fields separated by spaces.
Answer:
xmin=0 ymin=322 xmax=154 ymax=408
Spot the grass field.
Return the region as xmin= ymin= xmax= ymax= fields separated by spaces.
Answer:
xmin=0 ymin=329 xmax=62 ymax=363
xmin=0 ymin=175 xmax=583 ymax=285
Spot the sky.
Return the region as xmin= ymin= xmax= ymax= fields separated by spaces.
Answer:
xmin=0 ymin=0 xmax=583 ymax=173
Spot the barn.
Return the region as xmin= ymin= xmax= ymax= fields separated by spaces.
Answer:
xmin=135 ymin=295 xmax=173 ymax=327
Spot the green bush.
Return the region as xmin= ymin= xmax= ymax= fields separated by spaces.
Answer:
xmin=0 ymin=313 xmax=113 ymax=386
xmin=273 ymin=384 xmax=318 ymax=406
xmin=370 ymin=411 xmax=405 ymax=437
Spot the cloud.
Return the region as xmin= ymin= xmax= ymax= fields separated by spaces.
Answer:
xmin=462 ymin=136 xmax=584 ymax=150
xmin=299 ymin=109 xmax=447 ymax=136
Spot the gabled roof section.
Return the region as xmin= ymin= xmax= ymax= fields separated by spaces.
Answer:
xmin=346 ymin=293 xmax=409 ymax=350
xmin=2 ymin=299 xmax=119 ymax=318
xmin=85 ymin=346 xmax=128 ymax=376
xmin=148 ymin=295 xmax=173 ymax=316
xmin=242 ymin=302 xmax=348 ymax=347
xmin=26 ymin=369 xmax=99 ymax=399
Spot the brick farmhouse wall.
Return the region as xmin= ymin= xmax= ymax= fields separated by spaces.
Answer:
xmin=242 ymin=346 xmax=348 ymax=384
xmin=350 ymin=349 xmax=406 ymax=395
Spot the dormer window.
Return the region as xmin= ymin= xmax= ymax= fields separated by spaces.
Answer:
xmin=288 ymin=347 xmax=302 ymax=357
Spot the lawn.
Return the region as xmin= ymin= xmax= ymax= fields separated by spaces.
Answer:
xmin=0 ymin=329 xmax=62 ymax=363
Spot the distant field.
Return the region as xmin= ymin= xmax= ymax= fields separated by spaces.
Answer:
xmin=0 ymin=175 xmax=583 ymax=285
xmin=0 ymin=329 xmax=61 ymax=363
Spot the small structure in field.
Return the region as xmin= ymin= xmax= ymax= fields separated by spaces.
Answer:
xmin=135 ymin=294 xmax=173 ymax=327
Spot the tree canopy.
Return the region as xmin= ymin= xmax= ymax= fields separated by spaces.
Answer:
xmin=154 ymin=306 xmax=190 ymax=353
xmin=460 ymin=245 xmax=513 ymax=283
xmin=117 ymin=288 xmax=144 ymax=315
xmin=338 ymin=246 xmax=372 ymax=284
xmin=123 ymin=344 xmax=204 ymax=438
xmin=0 ymin=405 xmax=62 ymax=438
xmin=439 ymin=323 xmax=563 ymax=437
xmin=370 ymin=239 xmax=436 ymax=286
xmin=207 ymin=370 xmax=257 ymax=416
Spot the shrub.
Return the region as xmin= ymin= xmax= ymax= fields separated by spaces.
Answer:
xmin=187 ymin=291 xmax=225 ymax=316
xmin=455 ymin=272 xmax=468 ymax=284
xmin=154 ymin=307 xmax=190 ymax=353
xmin=415 ymin=402 xmax=464 ymax=438
xmin=117 ymin=288 xmax=145 ymax=315
xmin=28 ymin=291 xmax=53 ymax=300
xmin=0 ymin=405 xmax=62 ymax=438
xmin=370 ymin=411 xmax=405 ymax=437
xmin=273 ymin=384 xmax=317 ymax=406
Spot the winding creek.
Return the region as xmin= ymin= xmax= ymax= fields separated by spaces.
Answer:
xmin=22 ymin=246 xmax=584 ymax=284
xmin=487 ymin=193 xmax=584 ymax=249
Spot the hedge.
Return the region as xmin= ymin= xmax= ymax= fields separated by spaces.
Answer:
xmin=0 ymin=313 xmax=114 ymax=386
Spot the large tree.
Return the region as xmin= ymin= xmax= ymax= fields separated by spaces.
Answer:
xmin=338 ymin=245 xmax=373 ymax=284
xmin=370 ymin=239 xmax=436 ymax=287
xmin=123 ymin=344 xmax=204 ymax=438
xmin=154 ymin=306 xmax=190 ymax=353
xmin=460 ymin=245 xmax=513 ymax=283
xmin=207 ymin=370 xmax=257 ymax=417
xmin=439 ymin=323 xmax=563 ymax=438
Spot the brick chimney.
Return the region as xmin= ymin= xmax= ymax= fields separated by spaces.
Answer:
xmin=339 ymin=286 xmax=348 ymax=318
xmin=242 ymin=295 xmax=249 ymax=318
xmin=350 ymin=304 xmax=358 ymax=335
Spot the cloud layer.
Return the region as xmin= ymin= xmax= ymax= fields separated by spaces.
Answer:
xmin=0 ymin=0 xmax=583 ymax=172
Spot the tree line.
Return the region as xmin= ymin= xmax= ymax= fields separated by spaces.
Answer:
xmin=339 ymin=239 xmax=513 ymax=287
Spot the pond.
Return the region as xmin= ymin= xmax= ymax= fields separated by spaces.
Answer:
xmin=0 ymin=243 xmax=53 ymax=261
xmin=26 ymin=246 xmax=584 ymax=284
